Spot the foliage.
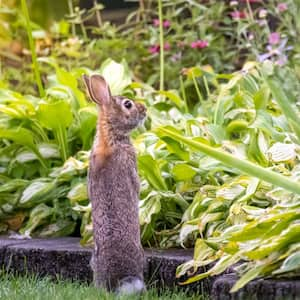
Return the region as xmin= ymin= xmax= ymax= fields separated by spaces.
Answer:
xmin=0 ymin=59 xmax=130 ymax=240
xmin=1 ymin=0 xmax=300 ymax=92
xmin=0 ymin=0 xmax=300 ymax=292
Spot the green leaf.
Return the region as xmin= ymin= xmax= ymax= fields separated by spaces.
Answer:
xmin=19 ymin=179 xmax=56 ymax=208
xmin=37 ymin=100 xmax=73 ymax=161
xmin=99 ymin=58 xmax=132 ymax=95
xmin=19 ymin=203 xmax=53 ymax=236
xmin=67 ymin=182 xmax=88 ymax=204
xmin=35 ymin=219 xmax=76 ymax=238
xmin=0 ymin=127 xmax=46 ymax=168
xmin=265 ymin=77 xmax=300 ymax=143
xmin=273 ymin=251 xmax=300 ymax=275
xmin=78 ymin=106 xmax=97 ymax=150
xmin=172 ymin=164 xmax=197 ymax=181
xmin=138 ymin=154 xmax=168 ymax=191
xmin=158 ymin=90 xmax=184 ymax=109
xmin=139 ymin=192 xmax=161 ymax=225
xmin=231 ymin=265 xmax=265 ymax=292
xmin=155 ymin=126 xmax=300 ymax=195
xmin=37 ymin=100 xmax=73 ymax=130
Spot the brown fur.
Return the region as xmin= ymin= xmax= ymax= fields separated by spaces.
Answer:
xmin=83 ymin=74 xmax=146 ymax=291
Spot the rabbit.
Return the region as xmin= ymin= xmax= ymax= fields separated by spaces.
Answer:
xmin=82 ymin=74 xmax=146 ymax=295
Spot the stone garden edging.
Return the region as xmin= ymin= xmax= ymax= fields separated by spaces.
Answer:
xmin=0 ymin=237 xmax=299 ymax=299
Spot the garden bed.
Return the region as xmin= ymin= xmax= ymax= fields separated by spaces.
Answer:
xmin=0 ymin=237 xmax=299 ymax=300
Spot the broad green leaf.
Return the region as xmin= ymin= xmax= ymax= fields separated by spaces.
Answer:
xmin=0 ymin=127 xmax=46 ymax=167
xmin=19 ymin=203 xmax=53 ymax=236
xmin=37 ymin=100 xmax=73 ymax=130
xmin=138 ymin=154 xmax=168 ymax=191
xmin=272 ymin=251 xmax=300 ymax=275
xmin=67 ymin=182 xmax=88 ymax=204
xmin=19 ymin=179 xmax=56 ymax=208
xmin=172 ymin=164 xmax=197 ymax=181
xmin=155 ymin=126 xmax=300 ymax=195
xmin=231 ymin=265 xmax=265 ymax=292
xmin=36 ymin=219 xmax=76 ymax=238
xmin=99 ymin=58 xmax=132 ymax=95
xmin=139 ymin=192 xmax=161 ymax=225
xmin=37 ymin=100 xmax=73 ymax=161
xmin=267 ymin=142 xmax=297 ymax=163
xmin=159 ymin=90 xmax=184 ymax=109
xmin=265 ymin=77 xmax=300 ymax=143
xmin=78 ymin=106 xmax=97 ymax=150
xmin=160 ymin=136 xmax=189 ymax=161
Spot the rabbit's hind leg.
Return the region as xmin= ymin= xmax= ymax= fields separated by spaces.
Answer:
xmin=116 ymin=276 xmax=146 ymax=295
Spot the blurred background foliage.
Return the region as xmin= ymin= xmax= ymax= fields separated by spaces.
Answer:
xmin=0 ymin=0 xmax=300 ymax=291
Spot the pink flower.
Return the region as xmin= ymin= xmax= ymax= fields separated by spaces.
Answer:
xmin=240 ymin=0 xmax=261 ymax=2
xmin=191 ymin=41 xmax=198 ymax=49
xmin=277 ymin=3 xmax=288 ymax=12
xmin=268 ymin=32 xmax=280 ymax=45
xmin=149 ymin=43 xmax=171 ymax=54
xmin=152 ymin=19 xmax=171 ymax=28
xmin=163 ymin=20 xmax=171 ymax=28
xmin=230 ymin=11 xmax=247 ymax=19
xmin=153 ymin=19 xmax=160 ymax=27
xmin=191 ymin=40 xmax=209 ymax=49
xmin=258 ymin=9 xmax=268 ymax=18
xmin=149 ymin=44 xmax=160 ymax=54
xmin=164 ymin=42 xmax=171 ymax=51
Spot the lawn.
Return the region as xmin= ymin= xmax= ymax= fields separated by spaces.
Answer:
xmin=0 ymin=274 xmax=207 ymax=300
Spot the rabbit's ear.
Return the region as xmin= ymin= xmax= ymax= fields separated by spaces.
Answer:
xmin=82 ymin=74 xmax=111 ymax=106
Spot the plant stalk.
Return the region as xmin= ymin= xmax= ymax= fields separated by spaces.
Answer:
xmin=21 ymin=0 xmax=44 ymax=98
xmin=93 ymin=0 xmax=103 ymax=27
xmin=68 ymin=0 xmax=76 ymax=36
xmin=158 ymin=0 xmax=164 ymax=91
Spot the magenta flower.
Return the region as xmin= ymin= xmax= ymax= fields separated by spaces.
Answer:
xmin=163 ymin=20 xmax=171 ymax=28
xmin=152 ymin=19 xmax=171 ymax=28
xmin=230 ymin=11 xmax=247 ymax=19
xmin=191 ymin=40 xmax=209 ymax=49
xmin=164 ymin=42 xmax=171 ymax=51
xmin=277 ymin=3 xmax=288 ymax=12
xmin=149 ymin=43 xmax=171 ymax=54
xmin=149 ymin=44 xmax=160 ymax=54
xmin=153 ymin=19 xmax=160 ymax=27
xmin=240 ymin=0 xmax=261 ymax=2
xmin=268 ymin=32 xmax=280 ymax=45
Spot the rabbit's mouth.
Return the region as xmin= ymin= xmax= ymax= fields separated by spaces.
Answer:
xmin=138 ymin=113 xmax=147 ymax=126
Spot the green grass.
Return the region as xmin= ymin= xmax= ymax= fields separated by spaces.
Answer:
xmin=0 ymin=273 xmax=207 ymax=300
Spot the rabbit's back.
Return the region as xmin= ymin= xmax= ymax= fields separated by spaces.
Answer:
xmin=88 ymin=146 xmax=144 ymax=289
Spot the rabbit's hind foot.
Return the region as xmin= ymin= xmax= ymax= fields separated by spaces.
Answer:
xmin=116 ymin=276 xmax=146 ymax=295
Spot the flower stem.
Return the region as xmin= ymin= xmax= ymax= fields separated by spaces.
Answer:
xmin=180 ymin=75 xmax=188 ymax=113
xmin=68 ymin=0 xmax=76 ymax=36
xmin=192 ymin=72 xmax=208 ymax=117
xmin=158 ymin=0 xmax=164 ymax=91
xmin=21 ymin=0 xmax=44 ymax=98
xmin=245 ymin=0 xmax=254 ymax=23
xmin=93 ymin=0 xmax=103 ymax=27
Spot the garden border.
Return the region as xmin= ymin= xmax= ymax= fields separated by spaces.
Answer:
xmin=0 ymin=237 xmax=299 ymax=299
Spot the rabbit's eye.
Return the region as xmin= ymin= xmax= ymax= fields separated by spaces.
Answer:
xmin=123 ymin=100 xmax=133 ymax=109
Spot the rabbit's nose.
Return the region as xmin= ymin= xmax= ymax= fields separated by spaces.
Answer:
xmin=137 ymin=103 xmax=147 ymax=114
